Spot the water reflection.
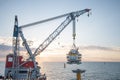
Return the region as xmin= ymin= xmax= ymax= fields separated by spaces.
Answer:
xmin=39 ymin=62 xmax=120 ymax=80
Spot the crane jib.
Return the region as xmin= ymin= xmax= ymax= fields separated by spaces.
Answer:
xmin=19 ymin=9 xmax=91 ymax=29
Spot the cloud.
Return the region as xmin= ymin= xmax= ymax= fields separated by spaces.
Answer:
xmin=0 ymin=44 xmax=27 ymax=61
xmin=79 ymin=45 xmax=120 ymax=52
xmin=0 ymin=43 xmax=120 ymax=62
xmin=0 ymin=44 xmax=12 ymax=51
xmin=0 ymin=37 xmax=12 ymax=46
xmin=0 ymin=45 xmax=12 ymax=61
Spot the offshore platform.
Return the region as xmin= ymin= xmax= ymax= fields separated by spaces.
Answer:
xmin=1 ymin=9 xmax=91 ymax=80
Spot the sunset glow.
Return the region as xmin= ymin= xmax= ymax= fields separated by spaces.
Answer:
xmin=0 ymin=0 xmax=120 ymax=62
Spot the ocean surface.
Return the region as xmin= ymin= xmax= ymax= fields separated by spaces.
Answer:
xmin=0 ymin=62 xmax=120 ymax=80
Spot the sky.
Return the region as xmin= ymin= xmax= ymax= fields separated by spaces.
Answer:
xmin=0 ymin=0 xmax=120 ymax=62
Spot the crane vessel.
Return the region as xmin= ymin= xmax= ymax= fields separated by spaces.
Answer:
xmin=3 ymin=9 xmax=91 ymax=80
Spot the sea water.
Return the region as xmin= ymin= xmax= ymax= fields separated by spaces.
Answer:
xmin=0 ymin=62 xmax=120 ymax=80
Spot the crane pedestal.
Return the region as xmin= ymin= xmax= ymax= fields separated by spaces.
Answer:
xmin=72 ymin=69 xmax=85 ymax=80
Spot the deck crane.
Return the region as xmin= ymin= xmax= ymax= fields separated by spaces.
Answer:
xmin=4 ymin=9 xmax=91 ymax=79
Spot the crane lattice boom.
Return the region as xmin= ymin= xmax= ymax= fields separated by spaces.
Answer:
xmin=13 ymin=8 xmax=91 ymax=67
xmin=32 ymin=9 xmax=91 ymax=57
